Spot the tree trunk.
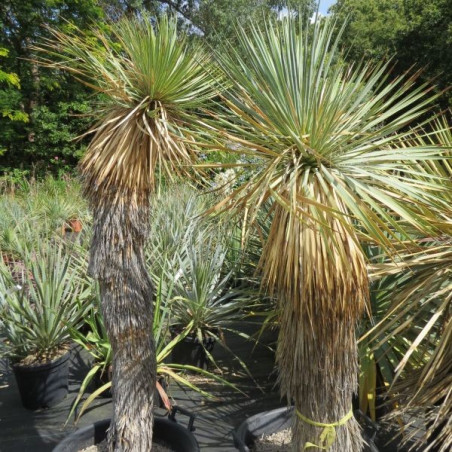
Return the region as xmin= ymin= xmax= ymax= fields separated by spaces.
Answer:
xmin=278 ymin=305 xmax=363 ymax=452
xmin=25 ymin=37 xmax=40 ymax=143
xmin=263 ymin=201 xmax=368 ymax=452
xmin=88 ymin=191 xmax=156 ymax=451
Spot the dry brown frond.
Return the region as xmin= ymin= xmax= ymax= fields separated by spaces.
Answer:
xmin=385 ymin=313 xmax=451 ymax=451
xmin=260 ymin=180 xmax=369 ymax=324
xmin=265 ymin=180 xmax=369 ymax=451
xmin=80 ymin=105 xmax=198 ymax=204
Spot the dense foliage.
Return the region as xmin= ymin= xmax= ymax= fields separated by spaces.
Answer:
xmin=3 ymin=0 xmax=449 ymax=177
xmin=331 ymin=0 xmax=452 ymax=109
xmin=0 ymin=0 xmax=315 ymax=176
xmin=0 ymin=0 xmax=106 ymax=174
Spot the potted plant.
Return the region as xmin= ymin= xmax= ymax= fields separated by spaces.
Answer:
xmin=0 ymin=242 xmax=91 ymax=409
xmin=232 ymin=407 xmax=380 ymax=452
xmin=54 ymin=415 xmax=200 ymax=452
xmin=158 ymin=235 xmax=257 ymax=371
xmin=146 ymin=185 xmax=259 ymax=372
xmin=205 ymin=14 xmax=445 ymax=452
xmin=63 ymin=217 xmax=83 ymax=234
xmin=34 ymin=14 xmax=218 ymax=450
xmin=70 ymin=298 xmax=113 ymax=401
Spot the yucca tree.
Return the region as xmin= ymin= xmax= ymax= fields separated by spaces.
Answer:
xmin=35 ymin=15 xmax=217 ymax=450
xmin=208 ymin=17 xmax=447 ymax=451
xmin=366 ymin=116 xmax=452 ymax=451
xmin=368 ymin=240 xmax=452 ymax=451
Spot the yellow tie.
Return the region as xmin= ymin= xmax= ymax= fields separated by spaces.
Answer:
xmin=296 ymin=408 xmax=354 ymax=450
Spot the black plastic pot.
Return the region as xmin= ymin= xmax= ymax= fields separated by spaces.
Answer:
xmin=12 ymin=351 xmax=70 ymax=410
xmin=232 ymin=407 xmax=379 ymax=452
xmin=171 ymin=334 xmax=216 ymax=370
xmin=54 ymin=408 xmax=199 ymax=452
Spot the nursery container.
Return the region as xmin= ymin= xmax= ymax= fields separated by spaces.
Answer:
xmin=13 ymin=352 xmax=70 ymax=410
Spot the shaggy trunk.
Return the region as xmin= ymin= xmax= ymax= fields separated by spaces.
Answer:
xmin=278 ymin=300 xmax=363 ymax=451
xmin=262 ymin=196 xmax=368 ymax=452
xmin=88 ymin=190 xmax=156 ymax=452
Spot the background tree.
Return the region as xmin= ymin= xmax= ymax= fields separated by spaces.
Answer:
xmin=331 ymin=0 xmax=452 ymax=109
xmin=0 ymin=47 xmax=28 ymax=157
xmin=187 ymin=0 xmax=316 ymax=48
xmin=101 ymin=1 xmax=316 ymax=47
xmin=0 ymin=0 xmax=104 ymax=174
xmin=36 ymin=14 xmax=217 ymax=450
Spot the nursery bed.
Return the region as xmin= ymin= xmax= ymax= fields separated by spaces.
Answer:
xmin=0 ymin=325 xmax=278 ymax=452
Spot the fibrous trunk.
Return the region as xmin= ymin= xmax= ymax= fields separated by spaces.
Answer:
xmin=88 ymin=190 xmax=156 ymax=452
xmin=278 ymin=296 xmax=363 ymax=451
xmin=262 ymin=199 xmax=368 ymax=452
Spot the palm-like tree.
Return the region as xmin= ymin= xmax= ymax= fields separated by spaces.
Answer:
xmin=35 ymin=15 xmax=217 ymax=450
xmin=210 ymin=18 xmax=446 ymax=451
xmin=368 ymin=240 xmax=452 ymax=451
xmin=366 ymin=116 xmax=452 ymax=451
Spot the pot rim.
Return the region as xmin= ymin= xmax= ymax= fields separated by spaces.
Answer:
xmin=53 ymin=416 xmax=200 ymax=452
xmin=233 ymin=407 xmax=380 ymax=452
xmin=12 ymin=350 xmax=71 ymax=372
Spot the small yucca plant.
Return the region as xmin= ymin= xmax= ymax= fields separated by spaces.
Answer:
xmin=0 ymin=243 xmax=91 ymax=363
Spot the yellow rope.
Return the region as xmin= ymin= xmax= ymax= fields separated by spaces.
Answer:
xmin=296 ymin=408 xmax=354 ymax=450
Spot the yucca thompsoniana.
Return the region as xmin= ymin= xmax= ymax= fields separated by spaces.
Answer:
xmin=367 ymin=116 xmax=452 ymax=452
xmin=368 ymin=239 xmax=452 ymax=452
xmin=34 ymin=15 xmax=217 ymax=450
xmin=208 ymin=17 xmax=447 ymax=451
